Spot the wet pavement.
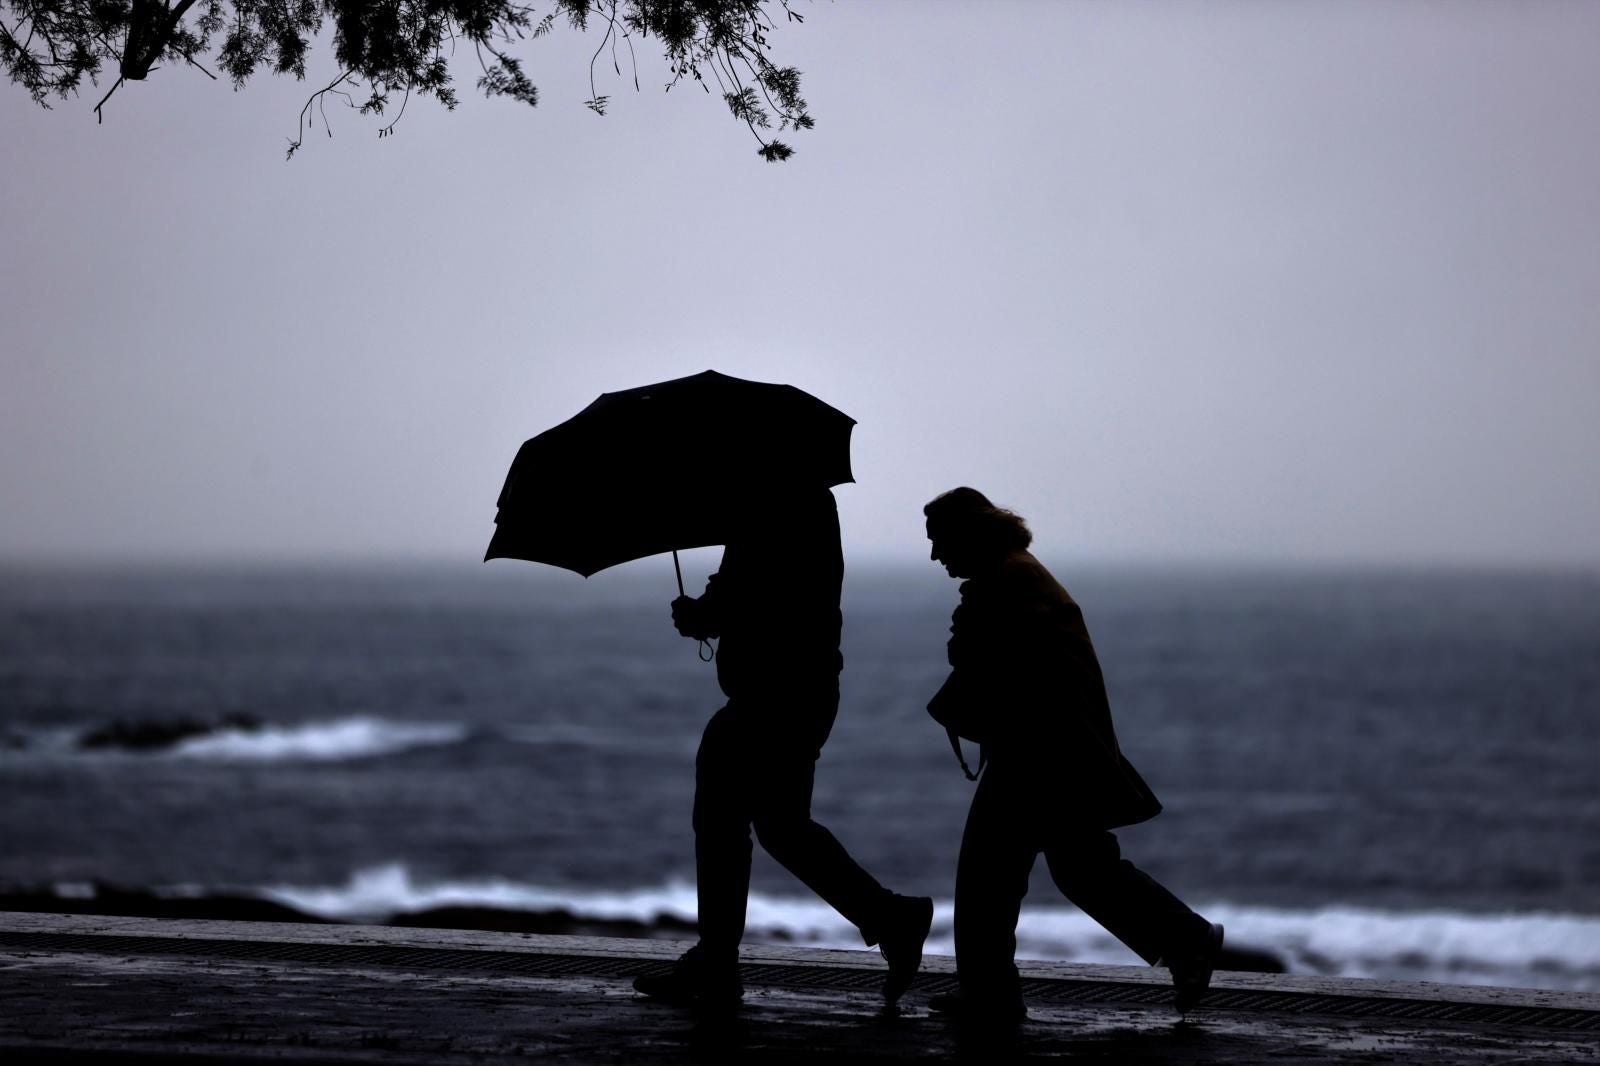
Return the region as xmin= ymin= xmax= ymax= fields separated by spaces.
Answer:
xmin=2 ymin=913 xmax=1596 ymax=1063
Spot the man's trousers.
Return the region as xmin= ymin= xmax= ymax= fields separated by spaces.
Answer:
xmin=692 ymin=691 xmax=895 ymax=957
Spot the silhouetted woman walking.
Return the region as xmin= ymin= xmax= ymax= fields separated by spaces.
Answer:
xmin=922 ymin=487 xmax=1222 ymax=1023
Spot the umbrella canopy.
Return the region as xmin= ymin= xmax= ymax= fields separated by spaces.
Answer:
xmin=484 ymin=370 xmax=855 ymax=577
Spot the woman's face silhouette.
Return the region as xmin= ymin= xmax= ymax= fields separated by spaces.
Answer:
xmin=926 ymin=518 xmax=979 ymax=579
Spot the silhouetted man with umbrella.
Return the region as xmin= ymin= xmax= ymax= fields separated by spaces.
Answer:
xmin=486 ymin=372 xmax=933 ymax=1009
xmin=634 ymin=483 xmax=934 ymax=1008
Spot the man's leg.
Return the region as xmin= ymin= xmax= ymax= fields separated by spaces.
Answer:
xmin=691 ymin=704 xmax=756 ymax=960
xmin=747 ymin=726 xmax=933 ymax=1003
xmin=748 ymin=742 xmax=898 ymax=941
xmin=634 ymin=704 xmax=751 ymax=1005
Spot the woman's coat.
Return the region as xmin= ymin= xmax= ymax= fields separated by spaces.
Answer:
xmin=929 ymin=550 xmax=1163 ymax=830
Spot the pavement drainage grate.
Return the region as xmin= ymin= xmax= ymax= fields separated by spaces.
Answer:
xmin=3 ymin=930 xmax=1597 ymax=1033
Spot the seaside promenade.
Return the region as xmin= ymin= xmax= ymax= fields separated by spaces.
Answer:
xmin=2 ymin=912 xmax=1596 ymax=1064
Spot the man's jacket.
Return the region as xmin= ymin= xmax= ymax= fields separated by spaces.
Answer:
xmin=693 ymin=490 xmax=845 ymax=702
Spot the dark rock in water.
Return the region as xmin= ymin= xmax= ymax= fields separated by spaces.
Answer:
xmin=0 ymin=884 xmax=326 ymax=925
xmin=78 ymin=713 xmax=263 ymax=751
xmin=391 ymin=906 xmax=697 ymax=939
xmin=1219 ymin=944 xmax=1287 ymax=974
xmin=1295 ymin=949 xmax=1339 ymax=975
xmin=370 ymin=908 xmax=1292 ymax=967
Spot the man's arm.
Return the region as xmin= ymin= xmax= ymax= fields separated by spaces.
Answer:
xmin=670 ymin=566 xmax=726 ymax=641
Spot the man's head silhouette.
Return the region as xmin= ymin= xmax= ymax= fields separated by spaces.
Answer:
xmin=727 ymin=482 xmax=835 ymax=546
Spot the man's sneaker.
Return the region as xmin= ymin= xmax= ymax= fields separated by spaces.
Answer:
xmin=877 ymin=895 xmax=935 ymax=1004
xmin=1163 ymin=921 xmax=1224 ymax=1016
xmin=633 ymin=944 xmax=743 ymax=1008
xmin=928 ymin=990 xmax=1027 ymax=1026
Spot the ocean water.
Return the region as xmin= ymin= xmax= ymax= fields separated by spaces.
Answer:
xmin=1 ymin=561 xmax=1597 ymax=992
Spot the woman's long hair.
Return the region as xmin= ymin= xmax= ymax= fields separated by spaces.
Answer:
xmin=923 ymin=487 xmax=1032 ymax=554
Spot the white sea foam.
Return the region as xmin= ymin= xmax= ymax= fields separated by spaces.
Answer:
xmin=171 ymin=718 xmax=467 ymax=762
xmin=263 ymin=863 xmax=705 ymax=923
xmin=262 ymin=864 xmax=1600 ymax=992
xmin=1197 ymin=902 xmax=1600 ymax=989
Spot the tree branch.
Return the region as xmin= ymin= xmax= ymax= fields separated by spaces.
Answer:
xmin=8 ymin=0 xmax=812 ymax=161
xmin=92 ymin=75 xmax=124 ymax=122
xmin=184 ymin=54 xmax=217 ymax=80
xmin=586 ymin=0 xmax=617 ymax=111
xmin=287 ymin=67 xmax=354 ymax=159
xmin=378 ymin=78 xmax=411 ymax=137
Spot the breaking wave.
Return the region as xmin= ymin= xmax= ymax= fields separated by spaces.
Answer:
xmin=171 ymin=718 xmax=468 ymax=762
xmin=263 ymin=864 xmax=1600 ymax=992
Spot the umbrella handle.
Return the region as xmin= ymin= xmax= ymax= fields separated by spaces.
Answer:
xmin=673 ymin=550 xmax=715 ymax=662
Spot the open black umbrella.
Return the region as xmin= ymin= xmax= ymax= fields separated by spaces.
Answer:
xmin=484 ymin=370 xmax=855 ymax=589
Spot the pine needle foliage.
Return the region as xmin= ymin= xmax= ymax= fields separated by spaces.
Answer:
xmin=0 ymin=0 xmax=813 ymax=159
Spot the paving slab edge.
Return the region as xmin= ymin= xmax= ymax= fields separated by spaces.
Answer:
xmin=3 ymin=910 xmax=1595 ymax=1015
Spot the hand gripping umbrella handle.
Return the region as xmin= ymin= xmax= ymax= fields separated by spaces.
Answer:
xmin=672 ymin=551 xmax=715 ymax=663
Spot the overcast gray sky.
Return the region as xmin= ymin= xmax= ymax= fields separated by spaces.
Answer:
xmin=3 ymin=1 xmax=1597 ymax=569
